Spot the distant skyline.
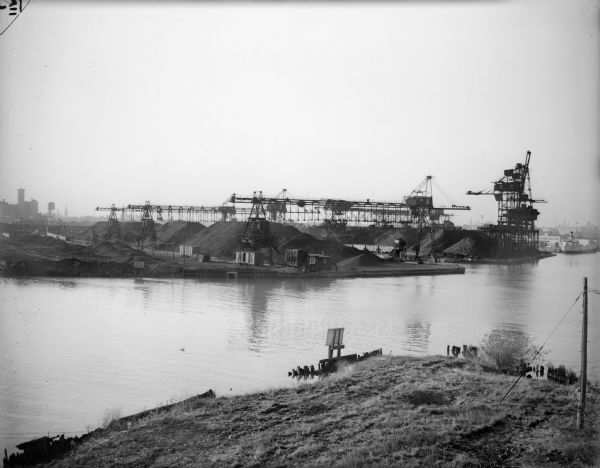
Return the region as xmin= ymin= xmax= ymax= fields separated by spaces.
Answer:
xmin=1 ymin=0 xmax=599 ymax=227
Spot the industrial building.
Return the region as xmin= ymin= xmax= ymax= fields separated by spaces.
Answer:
xmin=0 ymin=188 xmax=40 ymax=222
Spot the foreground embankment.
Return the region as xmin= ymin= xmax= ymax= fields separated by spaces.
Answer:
xmin=33 ymin=356 xmax=600 ymax=467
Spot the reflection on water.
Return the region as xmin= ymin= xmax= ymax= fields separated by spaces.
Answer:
xmin=133 ymin=279 xmax=153 ymax=308
xmin=234 ymin=278 xmax=338 ymax=353
xmin=403 ymin=319 xmax=431 ymax=354
xmin=0 ymin=253 xmax=598 ymax=453
xmin=241 ymin=281 xmax=270 ymax=352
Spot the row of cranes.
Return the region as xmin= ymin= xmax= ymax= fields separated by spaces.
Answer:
xmin=96 ymin=175 xmax=471 ymax=245
xmin=95 ymin=150 xmax=546 ymax=258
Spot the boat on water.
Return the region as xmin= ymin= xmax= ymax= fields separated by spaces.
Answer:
xmin=559 ymin=232 xmax=598 ymax=254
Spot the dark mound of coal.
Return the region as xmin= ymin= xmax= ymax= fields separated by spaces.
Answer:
xmin=442 ymin=232 xmax=496 ymax=258
xmin=86 ymin=240 xmax=150 ymax=263
xmin=336 ymin=253 xmax=385 ymax=269
xmin=155 ymin=222 xmax=206 ymax=247
xmin=73 ymin=221 xmax=142 ymax=243
xmin=186 ymin=222 xmax=246 ymax=258
xmin=187 ymin=221 xmax=360 ymax=263
xmin=296 ymin=225 xmax=419 ymax=247
xmin=16 ymin=234 xmax=68 ymax=247
xmin=279 ymin=233 xmax=361 ymax=264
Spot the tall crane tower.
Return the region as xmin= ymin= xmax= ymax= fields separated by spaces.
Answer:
xmin=95 ymin=205 xmax=125 ymax=241
xmin=467 ymin=151 xmax=546 ymax=256
xmin=239 ymin=191 xmax=276 ymax=252
xmin=136 ymin=201 xmax=157 ymax=249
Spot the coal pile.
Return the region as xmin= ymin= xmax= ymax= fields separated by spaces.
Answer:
xmin=186 ymin=222 xmax=246 ymax=258
xmin=278 ymin=233 xmax=360 ymax=264
xmin=155 ymin=222 xmax=206 ymax=248
xmin=74 ymin=222 xmax=141 ymax=243
xmin=336 ymin=252 xmax=385 ymax=270
xmin=403 ymin=228 xmax=495 ymax=258
xmin=297 ymin=225 xmax=419 ymax=247
xmin=13 ymin=234 xmax=86 ymax=256
xmin=85 ymin=240 xmax=150 ymax=263
xmin=441 ymin=232 xmax=496 ymax=259
xmin=187 ymin=221 xmax=361 ymax=263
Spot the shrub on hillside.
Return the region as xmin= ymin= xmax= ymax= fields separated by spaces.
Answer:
xmin=480 ymin=329 xmax=539 ymax=374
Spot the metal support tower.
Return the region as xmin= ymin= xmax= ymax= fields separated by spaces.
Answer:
xmin=105 ymin=204 xmax=121 ymax=241
xmin=405 ymin=176 xmax=435 ymax=260
xmin=467 ymin=151 xmax=546 ymax=256
xmin=95 ymin=205 xmax=124 ymax=241
xmin=240 ymin=191 xmax=276 ymax=253
xmin=136 ymin=201 xmax=157 ymax=249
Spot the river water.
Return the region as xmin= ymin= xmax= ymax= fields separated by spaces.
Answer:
xmin=1 ymin=253 xmax=598 ymax=452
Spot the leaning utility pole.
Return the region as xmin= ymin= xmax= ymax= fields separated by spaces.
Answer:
xmin=577 ymin=277 xmax=588 ymax=429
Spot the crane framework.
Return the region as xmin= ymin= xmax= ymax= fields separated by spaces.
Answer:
xmin=467 ymin=151 xmax=546 ymax=256
xmin=95 ymin=177 xmax=470 ymax=242
xmin=230 ymin=178 xmax=468 ymax=227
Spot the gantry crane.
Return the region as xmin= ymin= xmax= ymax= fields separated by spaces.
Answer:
xmin=126 ymin=203 xmax=238 ymax=223
xmin=229 ymin=178 xmax=469 ymax=228
xmin=95 ymin=204 xmax=125 ymax=241
xmin=239 ymin=191 xmax=276 ymax=252
xmin=404 ymin=176 xmax=470 ymax=260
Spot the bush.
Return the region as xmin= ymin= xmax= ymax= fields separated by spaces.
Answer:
xmin=480 ymin=329 xmax=539 ymax=374
xmin=101 ymin=408 xmax=123 ymax=429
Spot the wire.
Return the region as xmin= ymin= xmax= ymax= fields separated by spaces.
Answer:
xmin=499 ymin=292 xmax=582 ymax=403
xmin=0 ymin=0 xmax=31 ymax=35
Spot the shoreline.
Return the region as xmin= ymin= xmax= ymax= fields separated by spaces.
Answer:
xmin=5 ymin=355 xmax=598 ymax=467
xmin=447 ymin=251 xmax=556 ymax=265
xmin=0 ymin=259 xmax=466 ymax=280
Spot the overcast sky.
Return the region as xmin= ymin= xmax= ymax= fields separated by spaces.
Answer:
xmin=1 ymin=0 xmax=598 ymax=226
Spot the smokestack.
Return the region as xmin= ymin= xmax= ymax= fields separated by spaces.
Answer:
xmin=17 ymin=188 xmax=25 ymax=205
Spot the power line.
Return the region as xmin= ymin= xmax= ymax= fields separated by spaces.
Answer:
xmin=500 ymin=292 xmax=582 ymax=403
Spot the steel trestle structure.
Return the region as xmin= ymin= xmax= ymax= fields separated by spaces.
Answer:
xmin=95 ymin=176 xmax=470 ymax=240
xmin=228 ymin=178 xmax=469 ymax=227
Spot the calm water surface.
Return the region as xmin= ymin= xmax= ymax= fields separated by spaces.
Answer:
xmin=1 ymin=253 xmax=598 ymax=451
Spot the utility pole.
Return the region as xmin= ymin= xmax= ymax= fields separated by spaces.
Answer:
xmin=577 ymin=277 xmax=588 ymax=429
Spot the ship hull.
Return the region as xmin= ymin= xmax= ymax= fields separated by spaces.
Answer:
xmin=560 ymin=247 xmax=598 ymax=254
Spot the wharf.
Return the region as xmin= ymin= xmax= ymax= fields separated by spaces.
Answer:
xmin=181 ymin=261 xmax=465 ymax=279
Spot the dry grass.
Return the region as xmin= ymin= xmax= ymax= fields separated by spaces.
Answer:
xmin=100 ymin=408 xmax=122 ymax=429
xmin=50 ymin=356 xmax=599 ymax=467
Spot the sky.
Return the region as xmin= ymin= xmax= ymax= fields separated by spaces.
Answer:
xmin=1 ymin=0 xmax=599 ymax=227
